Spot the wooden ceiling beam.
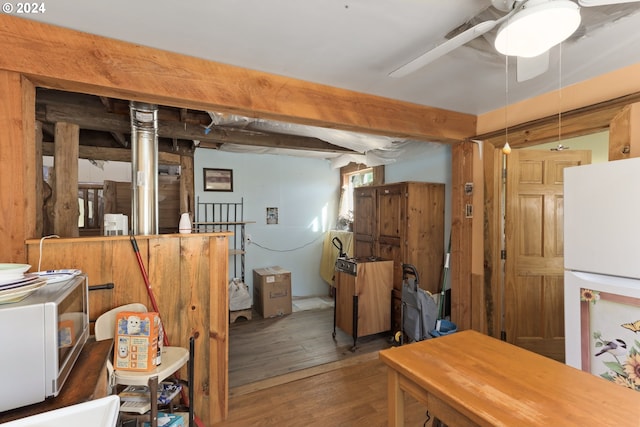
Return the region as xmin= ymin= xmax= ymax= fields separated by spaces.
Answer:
xmin=37 ymin=101 xmax=356 ymax=154
xmin=0 ymin=15 xmax=476 ymax=143
xmin=110 ymin=131 xmax=128 ymax=148
xmin=42 ymin=141 xmax=182 ymax=164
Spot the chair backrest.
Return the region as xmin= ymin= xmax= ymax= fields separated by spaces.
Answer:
xmin=95 ymin=303 xmax=147 ymax=341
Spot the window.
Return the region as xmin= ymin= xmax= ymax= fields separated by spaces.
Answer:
xmin=337 ymin=164 xmax=384 ymax=230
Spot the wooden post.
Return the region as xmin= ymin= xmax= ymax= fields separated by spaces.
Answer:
xmin=180 ymin=154 xmax=194 ymax=217
xmin=450 ymin=141 xmax=474 ymax=330
xmin=609 ymin=102 xmax=640 ymax=160
xmin=483 ymin=143 xmax=503 ymax=338
xmin=0 ymin=71 xmax=36 ymax=262
xmin=53 ymin=122 xmax=80 ymax=237
xmin=35 ymin=121 xmax=44 ymax=238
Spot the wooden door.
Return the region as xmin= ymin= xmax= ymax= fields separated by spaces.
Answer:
xmin=353 ymin=186 xmax=376 ymax=257
xmin=505 ymin=149 xmax=591 ymax=361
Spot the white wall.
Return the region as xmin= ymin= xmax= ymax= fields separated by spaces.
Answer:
xmin=194 ymin=149 xmax=340 ymax=297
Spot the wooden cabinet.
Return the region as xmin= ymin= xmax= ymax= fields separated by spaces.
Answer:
xmin=334 ymin=259 xmax=393 ymax=349
xmin=353 ymin=182 xmax=445 ymax=331
xmin=354 ymin=182 xmax=445 ymax=293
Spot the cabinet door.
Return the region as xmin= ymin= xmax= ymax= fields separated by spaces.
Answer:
xmin=377 ymin=184 xmax=405 ymax=246
xmin=377 ymin=184 xmax=406 ymax=288
xmin=353 ymin=186 xmax=376 ymax=257
xmin=379 ymin=242 xmax=403 ymax=290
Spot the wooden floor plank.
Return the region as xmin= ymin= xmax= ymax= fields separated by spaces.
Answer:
xmin=229 ymin=307 xmax=391 ymax=388
xmin=215 ymin=358 xmax=430 ymax=427
xmin=220 ymin=306 xmax=431 ymax=426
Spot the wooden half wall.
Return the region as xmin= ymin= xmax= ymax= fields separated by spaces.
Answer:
xmin=25 ymin=233 xmax=230 ymax=424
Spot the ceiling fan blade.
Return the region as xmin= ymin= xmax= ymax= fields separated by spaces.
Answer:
xmin=389 ymin=20 xmax=498 ymax=78
xmin=516 ymin=51 xmax=550 ymax=82
xmin=578 ymin=0 xmax=640 ymax=5
xmin=389 ymin=1 xmax=528 ymax=78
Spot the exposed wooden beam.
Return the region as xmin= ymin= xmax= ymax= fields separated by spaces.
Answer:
xmin=42 ymin=141 xmax=182 ymax=165
xmin=110 ymin=131 xmax=128 ymax=148
xmin=99 ymin=96 xmax=115 ymax=112
xmin=37 ymin=101 xmax=357 ymax=154
xmin=0 ymin=15 xmax=476 ymax=143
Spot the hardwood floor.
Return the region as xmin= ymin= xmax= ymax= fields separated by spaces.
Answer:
xmin=216 ymin=357 xmax=430 ymax=427
xmin=222 ymin=305 xmax=431 ymax=426
xmin=229 ymin=306 xmax=392 ymax=388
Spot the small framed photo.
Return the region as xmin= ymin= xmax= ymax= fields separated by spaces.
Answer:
xmin=203 ymin=168 xmax=233 ymax=192
xmin=266 ymin=207 xmax=278 ymax=224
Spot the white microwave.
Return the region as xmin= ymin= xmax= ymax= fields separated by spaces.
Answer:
xmin=0 ymin=274 xmax=89 ymax=412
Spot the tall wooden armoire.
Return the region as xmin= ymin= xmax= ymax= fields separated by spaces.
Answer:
xmin=353 ymin=181 xmax=445 ymax=333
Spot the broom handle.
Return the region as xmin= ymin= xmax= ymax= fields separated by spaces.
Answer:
xmin=130 ymin=235 xmax=170 ymax=347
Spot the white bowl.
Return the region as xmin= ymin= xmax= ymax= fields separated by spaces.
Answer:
xmin=0 ymin=264 xmax=31 ymax=277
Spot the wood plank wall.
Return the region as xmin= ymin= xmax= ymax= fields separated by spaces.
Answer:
xmin=25 ymin=233 xmax=230 ymax=423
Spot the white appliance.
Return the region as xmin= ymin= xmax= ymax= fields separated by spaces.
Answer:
xmin=103 ymin=213 xmax=128 ymax=236
xmin=564 ymin=157 xmax=640 ymax=388
xmin=1 ymin=395 xmax=119 ymax=427
xmin=0 ymin=275 xmax=89 ymax=411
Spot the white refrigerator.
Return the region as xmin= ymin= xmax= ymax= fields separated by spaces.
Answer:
xmin=564 ymin=156 xmax=640 ymax=392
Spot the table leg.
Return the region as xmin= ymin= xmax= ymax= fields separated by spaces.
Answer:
xmin=387 ymin=368 xmax=404 ymax=427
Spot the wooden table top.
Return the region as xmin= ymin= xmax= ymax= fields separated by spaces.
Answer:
xmin=379 ymin=330 xmax=640 ymax=426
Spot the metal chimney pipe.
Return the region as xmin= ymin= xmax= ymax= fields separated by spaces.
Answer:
xmin=130 ymin=102 xmax=159 ymax=235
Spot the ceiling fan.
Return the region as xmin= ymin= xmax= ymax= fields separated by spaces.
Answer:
xmin=389 ymin=0 xmax=640 ymax=82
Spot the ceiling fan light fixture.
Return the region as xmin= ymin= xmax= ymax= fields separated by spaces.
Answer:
xmin=494 ymin=0 xmax=581 ymax=58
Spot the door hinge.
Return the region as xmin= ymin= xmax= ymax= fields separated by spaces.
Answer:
xmin=500 ymin=250 xmax=506 ymax=260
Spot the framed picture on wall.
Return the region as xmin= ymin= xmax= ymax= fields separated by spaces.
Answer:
xmin=203 ymin=168 xmax=233 ymax=192
xmin=266 ymin=207 xmax=278 ymax=224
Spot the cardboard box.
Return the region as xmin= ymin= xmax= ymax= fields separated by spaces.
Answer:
xmin=114 ymin=311 xmax=163 ymax=372
xmin=253 ymin=266 xmax=292 ymax=318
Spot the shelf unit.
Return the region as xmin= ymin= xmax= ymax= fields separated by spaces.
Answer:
xmin=193 ymin=197 xmax=253 ymax=282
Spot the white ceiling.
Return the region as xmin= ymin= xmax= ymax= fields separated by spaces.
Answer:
xmin=21 ymin=0 xmax=640 ymax=116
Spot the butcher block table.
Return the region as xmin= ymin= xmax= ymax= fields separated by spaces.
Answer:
xmin=379 ymin=330 xmax=640 ymax=427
